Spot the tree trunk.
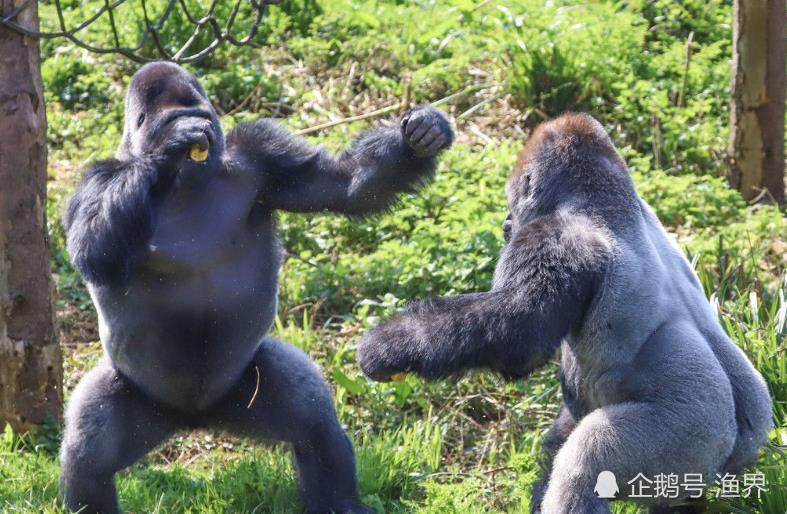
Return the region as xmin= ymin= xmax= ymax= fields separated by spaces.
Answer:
xmin=0 ymin=0 xmax=62 ymax=431
xmin=728 ymin=0 xmax=786 ymax=204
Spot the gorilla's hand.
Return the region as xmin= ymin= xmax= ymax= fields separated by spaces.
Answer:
xmin=151 ymin=117 xmax=213 ymax=170
xmin=401 ymin=106 xmax=453 ymax=157
xmin=356 ymin=319 xmax=418 ymax=382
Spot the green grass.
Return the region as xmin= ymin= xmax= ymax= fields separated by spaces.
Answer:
xmin=2 ymin=0 xmax=785 ymax=512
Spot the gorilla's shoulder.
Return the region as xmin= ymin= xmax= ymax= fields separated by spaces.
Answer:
xmin=63 ymin=159 xmax=128 ymax=230
xmin=225 ymin=119 xmax=320 ymax=171
xmin=511 ymin=210 xmax=615 ymax=276
xmin=228 ymin=118 xmax=285 ymax=143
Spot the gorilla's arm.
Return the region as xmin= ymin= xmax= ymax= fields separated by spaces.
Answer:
xmin=357 ymin=212 xmax=612 ymax=380
xmin=65 ymin=110 xmax=215 ymax=287
xmin=357 ymin=289 xmax=585 ymax=381
xmin=226 ymin=106 xmax=452 ymax=215
xmin=63 ymin=158 xmax=166 ymax=287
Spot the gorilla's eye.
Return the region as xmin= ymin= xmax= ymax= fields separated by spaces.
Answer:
xmin=137 ymin=113 xmax=146 ymax=127
xmin=180 ymin=94 xmax=199 ymax=107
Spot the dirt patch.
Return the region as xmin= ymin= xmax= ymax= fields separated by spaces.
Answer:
xmin=56 ymin=301 xmax=98 ymax=347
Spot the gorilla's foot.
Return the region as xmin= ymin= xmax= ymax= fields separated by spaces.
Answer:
xmin=59 ymin=472 xmax=120 ymax=514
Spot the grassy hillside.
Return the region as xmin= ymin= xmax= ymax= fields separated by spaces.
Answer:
xmin=2 ymin=0 xmax=784 ymax=512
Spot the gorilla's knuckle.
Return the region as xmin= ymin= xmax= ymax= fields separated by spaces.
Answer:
xmin=357 ymin=339 xmax=394 ymax=380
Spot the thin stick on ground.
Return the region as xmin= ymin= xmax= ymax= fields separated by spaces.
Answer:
xmin=247 ymin=365 xmax=261 ymax=409
xmin=457 ymin=91 xmax=505 ymax=120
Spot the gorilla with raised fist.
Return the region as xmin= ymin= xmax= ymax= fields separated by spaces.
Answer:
xmin=60 ymin=61 xmax=452 ymax=514
xmin=357 ymin=114 xmax=772 ymax=514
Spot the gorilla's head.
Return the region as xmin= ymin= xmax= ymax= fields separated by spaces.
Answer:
xmin=503 ymin=113 xmax=638 ymax=242
xmin=117 ymin=61 xmax=225 ymax=161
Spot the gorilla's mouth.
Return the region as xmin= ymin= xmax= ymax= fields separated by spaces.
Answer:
xmin=164 ymin=108 xmax=216 ymax=163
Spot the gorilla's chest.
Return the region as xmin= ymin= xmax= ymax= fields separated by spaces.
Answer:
xmin=90 ymin=177 xmax=283 ymax=411
xmin=147 ymin=173 xmax=264 ymax=273
xmin=92 ymin=233 xmax=280 ymax=411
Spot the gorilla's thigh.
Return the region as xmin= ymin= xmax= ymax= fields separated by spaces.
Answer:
xmin=60 ymin=360 xmax=181 ymax=514
xmin=540 ymin=401 xmax=732 ymax=514
xmin=207 ymin=338 xmax=365 ymax=514
xmin=207 ymin=338 xmax=341 ymax=437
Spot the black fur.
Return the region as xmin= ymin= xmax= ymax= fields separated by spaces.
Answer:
xmin=229 ymin=116 xmax=445 ymax=215
xmin=60 ymin=61 xmax=452 ymax=514
xmin=64 ymin=159 xmax=160 ymax=285
xmin=357 ymin=113 xmax=771 ymax=514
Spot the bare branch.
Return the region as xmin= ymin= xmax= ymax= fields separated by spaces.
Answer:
xmin=0 ymin=0 xmax=276 ymax=64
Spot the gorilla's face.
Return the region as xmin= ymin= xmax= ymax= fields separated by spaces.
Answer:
xmin=118 ymin=61 xmax=225 ymax=161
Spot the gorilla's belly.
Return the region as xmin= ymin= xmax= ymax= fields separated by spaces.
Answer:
xmin=90 ymin=250 xmax=280 ymax=412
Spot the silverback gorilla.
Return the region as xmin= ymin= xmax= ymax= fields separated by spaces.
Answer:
xmin=60 ymin=61 xmax=452 ymax=514
xmin=357 ymin=114 xmax=772 ymax=514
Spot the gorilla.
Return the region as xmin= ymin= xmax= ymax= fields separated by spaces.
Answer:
xmin=60 ymin=61 xmax=453 ymax=514
xmin=357 ymin=114 xmax=772 ymax=514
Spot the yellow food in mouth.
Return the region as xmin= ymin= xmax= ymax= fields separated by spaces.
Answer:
xmin=189 ymin=143 xmax=209 ymax=162
xmin=390 ymin=372 xmax=407 ymax=382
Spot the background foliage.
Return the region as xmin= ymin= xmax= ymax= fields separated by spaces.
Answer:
xmin=2 ymin=0 xmax=785 ymax=512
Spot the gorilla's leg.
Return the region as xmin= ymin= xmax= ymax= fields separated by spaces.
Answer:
xmin=531 ymin=405 xmax=576 ymax=514
xmin=540 ymin=402 xmax=733 ymax=514
xmin=208 ymin=338 xmax=370 ymax=514
xmin=60 ymin=359 xmax=180 ymax=514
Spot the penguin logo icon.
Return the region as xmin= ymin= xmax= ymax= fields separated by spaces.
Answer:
xmin=594 ymin=470 xmax=619 ymax=498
